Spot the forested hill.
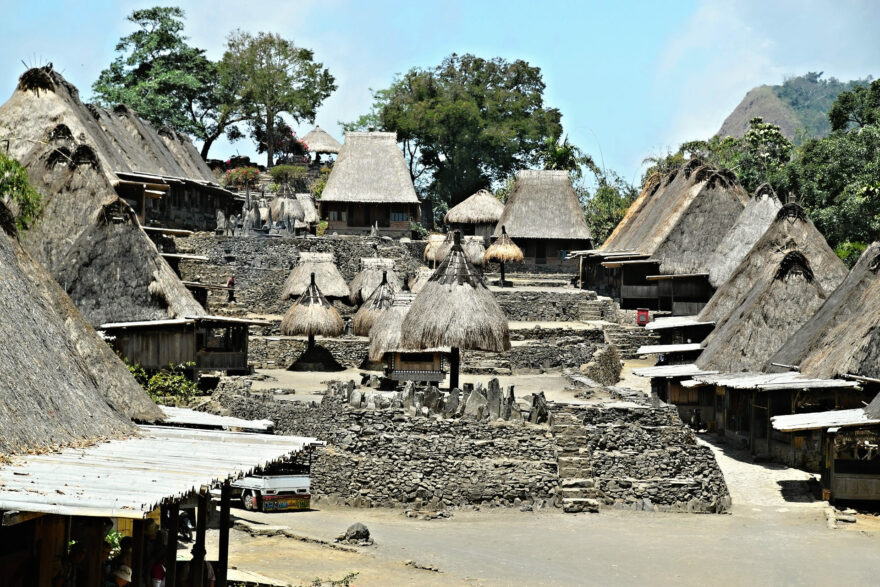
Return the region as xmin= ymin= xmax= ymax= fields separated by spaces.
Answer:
xmin=718 ymin=72 xmax=869 ymax=140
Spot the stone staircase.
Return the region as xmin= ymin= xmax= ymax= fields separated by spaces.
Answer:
xmin=603 ymin=324 xmax=659 ymax=359
xmin=550 ymin=412 xmax=600 ymax=513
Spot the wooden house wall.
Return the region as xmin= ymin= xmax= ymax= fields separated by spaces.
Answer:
xmin=620 ymin=262 xmax=660 ymax=309
xmin=657 ymin=276 xmax=714 ymax=315
xmin=518 ymin=239 xmax=589 ymax=266
xmin=322 ymin=202 xmax=419 ymax=236
xmin=111 ymin=328 xmax=196 ymax=370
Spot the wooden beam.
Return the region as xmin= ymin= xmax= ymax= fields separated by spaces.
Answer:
xmin=1 ymin=509 xmax=45 ymax=526
xmin=218 ymin=482 xmax=231 ymax=587
xmin=164 ymin=504 xmax=179 ymax=587
xmin=193 ymin=492 xmax=208 ymax=587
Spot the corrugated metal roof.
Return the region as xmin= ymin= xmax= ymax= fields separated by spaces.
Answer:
xmin=687 ymin=372 xmax=861 ymax=391
xmin=0 ymin=426 xmax=319 ymax=519
xmin=645 ymin=316 xmax=714 ymax=331
xmin=99 ymin=315 xmax=272 ymax=329
xmin=637 ymin=343 xmax=703 ymax=355
xmin=159 ymin=407 xmax=274 ymax=431
xmin=632 ymin=364 xmax=714 ymax=378
xmin=772 ymin=408 xmax=880 ymax=432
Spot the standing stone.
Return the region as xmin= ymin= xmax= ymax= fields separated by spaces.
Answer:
xmin=501 ymin=386 xmax=516 ymax=420
xmin=414 ymin=391 xmax=424 ymax=413
xmin=349 ymin=389 xmax=364 ymax=408
xmin=463 ymin=388 xmax=488 ymax=420
xmin=528 ymin=391 xmax=548 ymax=424
xmin=423 ymin=386 xmax=441 ymax=412
xmin=456 ymin=389 xmax=471 ymax=417
xmin=487 ymin=378 xmax=502 ymax=420
xmin=444 ymin=388 xmax=460 ymax=418
xmin=402 ymin=383 xmax=416 ymax=409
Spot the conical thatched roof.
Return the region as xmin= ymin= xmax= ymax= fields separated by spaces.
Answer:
xmin=485 ymin=225 xmax=524 ymax=263
xmin=282 ymin=252 xmax=349 ymax=300
xmin=698 ymin=202 xmax=848 ymax=328
xmin=349 ymin=258 xmax=402 ymax=305
xmin=706 ymin=185 xmax=782 ymax=287
xmin=296 ymin=193 xmax=320 ymax=225
xmin=463 ymin=235 xmax=487 ymax=266
xmin=270 ymin=196 xmax=305 ymax=224
xmin=302 ymin=125 xmax=342 ymax=154
xmin=0 ymin=67 xmax=227 ymax=273
xmin=281 ymin=274 xmax=344 ymax=337
xmin=401 ymin=233 xmax=510 ymax=352
xmin=320 ymin=132 xmax=419 ymax=204
xmin=696 ymin=249 xmax=834 ymax=373
xmin=0 ymin=200 xmax=161 ymax=456
xmin=492 ymin=170 xmax=591 ymax=241
xmin=423 ymin=233 xmax=447 ymax=264
xmin=770 ymin=242 xmax=880 ymax=379
xmin=53 ymin=198 xmax=205 ymax=326
xmin=408 ymin=267 xmax=434 ymax=293
xmin=445 ymin=189 xmax=504 ymax=225
xmin=353 ymin=271 xmax=395 ymax=335
xmin=369 ymin=293 xmax=415 ymax=361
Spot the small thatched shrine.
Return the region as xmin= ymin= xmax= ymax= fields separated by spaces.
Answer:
xmin=282 ymin=273 xmax=345 ymax=371
xmin=463 ymin=235 xmax=487 ymax=267
xmin=349 ymin=258 xmax=402 ymax=305
xmin=445 ymin=189 xmax=504 ymax=241
xmin=282 ymin=252 xmax=349 ymax=301
xmin=401 ymin=232 xmax=510 ymax=388
xmin=369 ymin=293 xmax=447 ymax=384
xmin=319 ymin=131 xmax=421 ymax=236
xmin=492 ymin=170 xmax=592 ymax=266
xmin=485 ymin=225 xmax=524 ymax=286
xmin=302 ymin=125 xmax=342 ymax=157
xmin=296 ymin=192 xmax=320 ymax=228
xmin=423 ymin=233 xmax=447 ymax=268
xmin=353 ymin=271 xmax=396 ymax=336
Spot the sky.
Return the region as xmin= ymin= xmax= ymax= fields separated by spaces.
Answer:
xmin=1 ymin=0 xmax=878 ymax=187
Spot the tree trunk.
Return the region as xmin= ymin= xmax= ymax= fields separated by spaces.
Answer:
xmin=200 ymin=135 xmax=218 ymax=160
xmin=266 ymin=113 xmax=275 ymax=168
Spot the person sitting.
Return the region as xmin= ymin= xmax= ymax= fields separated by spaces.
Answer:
xmin=104 ymin=565 xmax=132 ymax=587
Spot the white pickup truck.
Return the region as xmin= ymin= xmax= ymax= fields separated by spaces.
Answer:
xmin=232 ymin=461 xmax=312 ymax=512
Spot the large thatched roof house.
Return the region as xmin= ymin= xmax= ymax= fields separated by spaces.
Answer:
xmin=0 ymin=66 xmax=237 ymax=273
xmin=492 ymin=170 xmax=591 ymax=266
xmin=445 ymin=189 xmax=504 ymax=241
xmin=319 ymin=131 xmax=420 ymax=236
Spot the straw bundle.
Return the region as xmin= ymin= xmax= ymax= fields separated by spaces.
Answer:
xmin=444 ymin=189 xmax=504 ymax=225
xmin=353 ymin=271 xmax=395 ymax=335
xmin=349 ymin=258 xmax=401 ymax=304
xmin=302 ymin=125 xmax=342 ymax=154
xmin=485 ymin=226 xmax=524 ymax=263
xmin=368 ymin=293 xmax=415 ymax=361
xmin=408 ymin=267 xmax=434 ymax=293
xmin=282 ymin=252 xmax=349 ymax=300
xmin=463 ymin=236 xmax=487 ymax=267
xmin=423 ymin=233 xmax=447 ymax=265
xmin=281 ymin=273 xmax=344 ymax=339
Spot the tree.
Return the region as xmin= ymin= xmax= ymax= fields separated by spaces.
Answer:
xmin=250 ymin=116 xmax=308 ymax=164
xmin=92 ymin=7 xmax=245 ymax=159
xmin=0 ymin=153 xmax=42 ymax=230
xmin=223 ymin=31 xmax=336 ymax=167
xmin=539 ymin=136 xmax=599 ymax=179
xmin=828 ymin=79 xmax=880 ymax=131
xmin=347 ymin=54 xmax=563 ymax=206
xmin=580 ymin=170 xmax=637 ymax=245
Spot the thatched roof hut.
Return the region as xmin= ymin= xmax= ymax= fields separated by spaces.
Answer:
xmin=269 ymin=196 xmax=305 ymax=224
xmin=423 ymin=233 xmax=447 ymax=265
xmin=53 ymin=198 xmax=205 ymax=326
xmin=492 ymin=170 xmax=592 ymax=241
xmin=698 ymin=202 xmax=848 ymax=328
xmin=0 ymin=67 xmax=232 ymax=273
xmin=408 ymin=267 xmax=434 ymax=294
xmin=463 ymin=236 xmax=487 ymax=267
xmin=369 ymin=293 xmax=416 ymax=361
xmin=401 ymin=232 xmax=510 ymax=386
xmin=320 ymin=131 xmax=419 ymax=205
xmin=281 ymin=274 xmax=344 ymax=339
xmin=770 ymin=242 xmax=880 ymax=379
xmin=296 ymin=193 xmax=320 ymax=225
xmin=706 ymin=184 xmax=782 ymax=287
xmin=485 ymin=225 xmax=524 ymax=263
xmin=282 ymin=252 xmax=349 ymax=300
xmin=445 ymin=189 xmax=504 ymax=225
xmin=302 ymin=125 xmax=342 ymax=154
xmin=353 ymin=271 xmax=396 ymax=335
xmin=349 ymin=258 xmax=402 ymax=305
xmin=0 ymin=199 xmax=161 ymax=455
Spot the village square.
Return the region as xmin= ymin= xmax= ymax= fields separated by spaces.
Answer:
xmin=0 ymin=2 xmax=879 ymax=586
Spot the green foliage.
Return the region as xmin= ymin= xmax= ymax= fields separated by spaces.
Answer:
xmin=104 ymin=530 xmax=123 ymax=558
xmin=222 ymin=166 xmax=261 ymax=189
xmin=828 ymin=79 xmax=880 ymax=131
xmin=222 ymin=30 xmax=336 ymax=167
xmin=309 ymin=169 xmax=330 ymax=199
xmin=270 ymin=164 xmax=309 ymax=193
xmin=0 ymin=153 xmax=42 ymax=230
xmin=316 ymin=219 xmax=329 ymax=237
xmin=774 ymin=72 xmax=870 ymax=138
xmin=835 ymin=241 xmax=868 ymax=268
xmin=127 ymin=360 xmax=198 ymax=404
xmin=309 ymin=572 xmax=359 ymax=587
xmin=347 ymin=53 xmax=562 ymax=206
xmin=493 ymin=175 xmax=516 ymax=204
xmin=539 ymin=136 xmax=599 ymax=179
xmin=409 ymin=221 xmax=429 ymax=239
xmin=580 ymin=170 xmax=638 ymax=245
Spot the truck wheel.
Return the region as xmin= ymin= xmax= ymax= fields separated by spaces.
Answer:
xmin=242 ymin=490 xmax=257 ymax=511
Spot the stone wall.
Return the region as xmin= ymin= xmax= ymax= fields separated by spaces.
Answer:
xmin=493 ymin=289 xmax=613 ymax=322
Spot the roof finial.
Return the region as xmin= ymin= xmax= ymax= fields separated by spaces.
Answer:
xmin=453 ymin=230 xmax=461 ymax=248
xmin=310 ymin=272 xmax=316 ymax=286
xmin=381 ymin=270 xmax=387 ymax=284
xmin=501 ymin=225 xmax=507 ymax=235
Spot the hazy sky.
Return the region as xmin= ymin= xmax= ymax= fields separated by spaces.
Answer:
xmin=1 ymin=0 xmax=878 ymax=185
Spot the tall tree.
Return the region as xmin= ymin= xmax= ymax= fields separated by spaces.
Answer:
xmin=223 ymin=31 xmax=336 ymax=167
xmin=347 ymin=54 xmax=563 ymax=206
xmin=828 ymin=79 xmax=880 ymax=131
xmin=92 ymin=6 xmax=245 ymax=159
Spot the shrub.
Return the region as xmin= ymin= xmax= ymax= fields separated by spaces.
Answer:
xmin=0 ymin=153 xmax=43 ymax=230
xmin=222 ymin=166 xmax=261 ymax=189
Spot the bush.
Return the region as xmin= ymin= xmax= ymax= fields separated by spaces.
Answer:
xmin=316 ymin=219 xmax=329 ymax=236
xmin=126 ymin=361 xmax=199 ymax=405
xmin=0 ymin=153 xmax=43 ymax=230
xmin=270 ymin=164 xmax=309 ymax=193
xmin=222 ymin=166 xmax=261 ymax=189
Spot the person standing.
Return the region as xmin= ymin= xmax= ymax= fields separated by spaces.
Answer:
xmin=226 ymin=275 xmax=236 ymax=303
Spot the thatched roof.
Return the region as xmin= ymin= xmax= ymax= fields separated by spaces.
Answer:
xmin=463 ymin=235 xmax=487 ymax=267
xmin=53 ymin=198 xmax=205 ymax=326
xmin=353 ymin=271 xmax=395 ymax=335
xmin=302 ymin=126 xmax=342 ymax=154
xmin=770 ymin=242 xmax=880 ymax=379
xmin=282 ymin=252 xmax=349 ymax=300
xmin=349 ymin=258 xmax=402 ymax=305
xmin=445 ymin=189 xmax=504 ymax=225
xmin=401 ymin=233 xmax=510 ymax=352
xmin=485 ymin=225 xmax=524 ymax=263
xmin=408 ymin=267 xmax=434 ymax=293
xmin=698 ymin=202 xmax=848 ymax=328
xmin=281 ymin=274 xmax=344 ymax=337
xmin=601 ymin=173 xmax=662 ymax=249
xmin=706 ymin=185 xmax=782 ymax=287
xmin=0 ymin=200 xmax=161 ymax=456
xmin=369 ymin=293 xmax=415 ymax=361
xmin=0 ymin=67 xmax=227 ymax=273
xmin=423 ymin=233 xmax=447 ymax=263
xmin=320 ymin=132 xmax=419 ymax=204
xmin=696 ymin=249 xmax=834 ymax=373
xmin=296 ymin=193 xmax=320 ymax=225
xmin=269 ymin=196 xmax=305 ymax=224
xmin=492 ymin=170 xmax=592 ymax=241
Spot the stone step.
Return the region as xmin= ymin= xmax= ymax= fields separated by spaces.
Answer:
xmin=559 ymin=466 xmax=593 ymax=478
xmin=562 ymin=498 xmax=600 ymax=513
xmin=560 ymin=477 xmax=595 ymax=489
xmin=560 ymin=486 xmax=597 ymax=499
xmin=550 ymin=424 xmax=585 ymax=436
xmin=557 ymin=456 xmax=591 ymax=467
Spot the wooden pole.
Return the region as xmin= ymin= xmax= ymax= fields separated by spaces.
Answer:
xmin=131 ymin=519 xmax=144 ymax=587
xmin=193 ymin=493 xmax=207 ymax=587
xmin=308 ymin=333 xmax=315 ymax=350
xmin=165 ymin=504 xmax=179 ymax=587
xmin=450 ymin=347 xmax=460 ymax=390
xmin=218 ymin=482 xmax=231 ymax=587
xmin=500 ymin=262 xmax=506 ymax=287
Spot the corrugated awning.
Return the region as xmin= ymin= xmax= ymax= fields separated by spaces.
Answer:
xmin=645 ymin=317 xmax=714 ymax=331
xmin=0 ymin=426 xmax=319 ymax=519
xmin=99 ymin=315 xmax=272 ymax=329
xmin=685 ymin=372 xmax=862 ymax=392
xmin=158 ymin=406 xmax=274 ymax=431
xmin=632 ymin=364 xmax=714 ymax=379
xmin=636 ymin=343 xmax=703 ymax=355
xmin=772 ymin=408 xmax=880 ymax=432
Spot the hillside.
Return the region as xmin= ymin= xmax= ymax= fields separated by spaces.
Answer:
xmin=718 ymin=72 xmax=869 ymax=141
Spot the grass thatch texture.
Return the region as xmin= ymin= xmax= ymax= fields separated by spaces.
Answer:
xmin=270 ymin=196 xmax=305 ymax=224
xmin=296 ymin=193 xmax=320 ymax=225
xmin=302 ymin=126 xmax=342 ymax=154
xmin=492 ymin=170 xmax=591 ymax=241
xmin=463 ymin=236 xmax=487 ymax=267
xmin=771 ymin=242 xmax=880 ymax=379
xmin=320 ymin=132 xmax=419 ymax=204
xmin=353 ymin=272 xmax=395 ymax=335
xmin=697 ymin=250 xmax=831 ymax=373
xmin=0 ymin=199 xmax=161 ymax=455
xmin=423 ymin=233 xmax=447 ymax=263
xmin=53 ymin=198 xmax=205 ymax=325
xmin=281 ymin=277 xmax=344 ymax=337
xmin=368 ymin=293 xmax=415 ymax=361
xmin=349 ymin=258 xmax=401 ymax=305
xmin=282 ymin=252 xmax=349 ymax=300
xmin=445 ymin=189 xmax=504 ymax=224
xmin=401 ymin=236 xmax=510 ymax=353
xmin=408 ymin=267 xmax=434 ymax=293
xmin=485 ymin=227 xmax=524 ymax=263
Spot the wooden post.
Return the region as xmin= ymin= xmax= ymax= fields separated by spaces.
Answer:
xmin=193 ymin=493 xmax=208 ymax=587
xmin=165 ymin=504 xmax=179 ymax=587
xmin=308 ymin=333 xmax=315 ymax=351
xmin=500 ymin=262 xmax=506 ymax=287
xmin=450 ymin=347 xmax=460 ymax=390
xmin=132 ymin=519 xmax=145 ymax=587
xmin=218 ymin=482 xmax=231 ymax=587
